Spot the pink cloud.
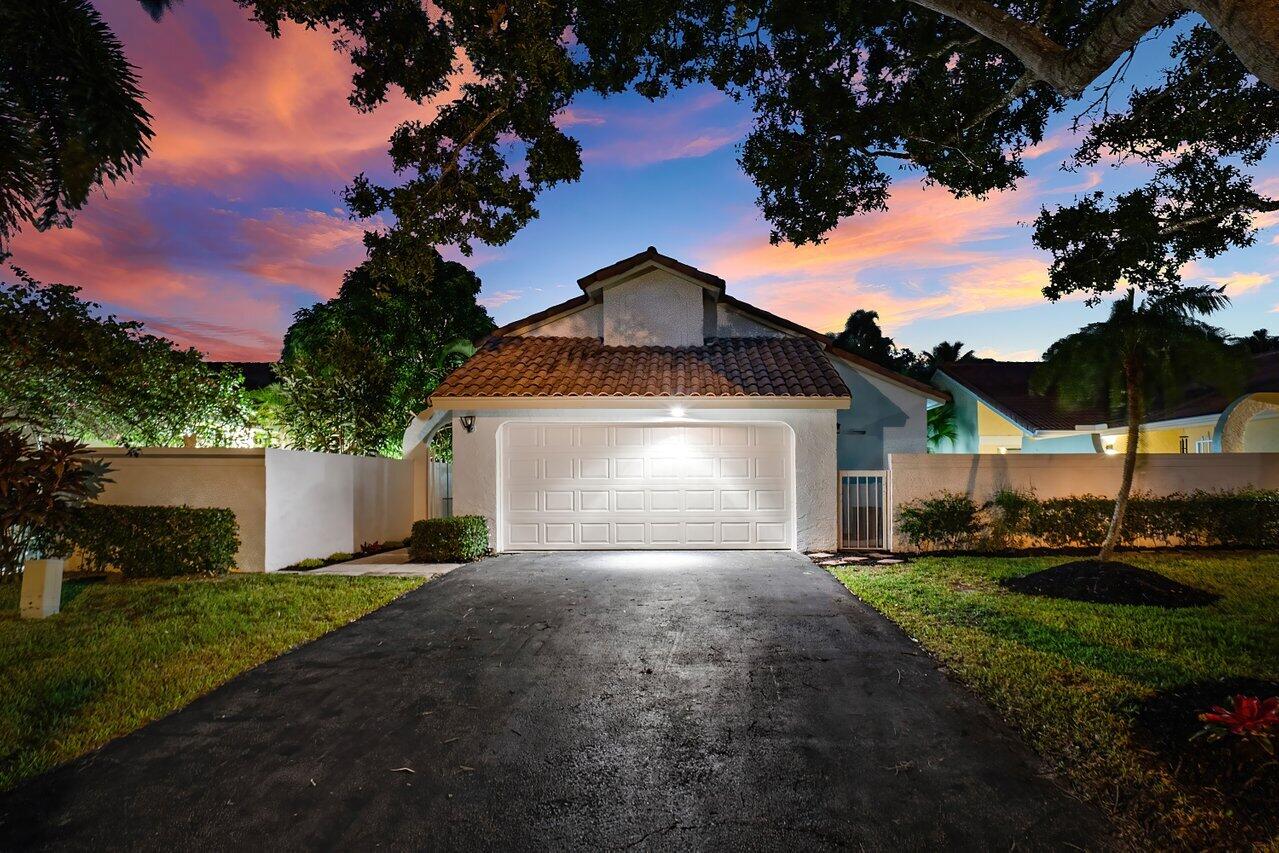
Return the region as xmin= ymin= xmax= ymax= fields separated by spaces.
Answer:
xmin=582 ymin=90 xmax=747 ymax=167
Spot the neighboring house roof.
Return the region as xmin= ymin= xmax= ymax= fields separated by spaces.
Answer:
xmin=940 ymin=351 xmax=1279 ymax=432
xmin=576 ymin=246 xmax=726 ymax=293
xmin=211 ymin=361 xmax=277 ymax=391
xmin=938 ymin=362 xmax=1109 ymax=432
xmin=1145 ymin=350 xmax=1279 ymax=422
xmin=431 ymin=336 xmax=850 ymax=400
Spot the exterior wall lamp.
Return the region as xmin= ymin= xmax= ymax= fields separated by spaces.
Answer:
xmin=460 ymin=415 xmax=476 ymax=433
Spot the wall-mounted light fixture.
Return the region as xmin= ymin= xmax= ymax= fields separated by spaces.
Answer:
xmin=460 ymin=415 xmax=476 ymax=433
xmin=669 ymin=405 xmax=686 ymax=418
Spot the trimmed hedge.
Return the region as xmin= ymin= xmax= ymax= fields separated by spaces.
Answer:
xmin=408 ymin=516 xmax=488 ymax=563
xmin=70 ymin=505 xmax=239 ymax=578
xmin=897 ymin=489 xmax=1279 ymax=551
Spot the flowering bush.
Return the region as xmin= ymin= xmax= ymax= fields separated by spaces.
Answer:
xmin=1198 ymin=695 xmax=1279 ymax=755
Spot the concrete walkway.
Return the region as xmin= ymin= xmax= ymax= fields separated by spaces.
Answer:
xmin=0 ymin=551 xmax=1112 ymax=850
xmin=284 ymin=548 xmax=461 ymax=578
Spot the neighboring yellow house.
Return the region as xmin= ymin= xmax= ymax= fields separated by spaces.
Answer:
xmin=932 ymin=352 xmax=1279 ymax=454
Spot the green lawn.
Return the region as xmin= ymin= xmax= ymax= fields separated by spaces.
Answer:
xmin=831 ymin=552 xmax=1279 ymax=849
xmin=0 ymin=573 xmax=423 ymax=791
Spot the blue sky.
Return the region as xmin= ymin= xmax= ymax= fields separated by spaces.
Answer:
xmin=8 ymin=1 xmax=1277 ymax=361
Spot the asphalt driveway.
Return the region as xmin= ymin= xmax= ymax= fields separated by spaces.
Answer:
xmin=0 ymin=551 xmax=1110 ymax=850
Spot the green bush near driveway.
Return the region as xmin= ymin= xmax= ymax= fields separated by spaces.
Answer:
xmin=69 ymin=505 xmax=239 ymax=577
xmin=408 ymin=516 xmax=488 ymax=563
xmin=897 ymin=489 xmax=1279 ymax=551
xmin=830 ymin=552 xmax=1279 ymax=848
xmin=0 ymin=573 xmax=423 ymax=790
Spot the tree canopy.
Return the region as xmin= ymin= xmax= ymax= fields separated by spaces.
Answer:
xmin=4 ymin=1 xmax=1274 ymax=303
xmin=276 ymin=249 xmax=494 ymax=456
xmin=0 ymin=261 xmax=248 ymax=446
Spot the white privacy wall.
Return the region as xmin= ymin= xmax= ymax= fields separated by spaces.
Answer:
xmin=264 ymin=449 xmax=413 ymax=570
xmin=90 ymin=448 xmax=413 ymax=571
xmin=451 ymin=407 xmax=838 ymax=551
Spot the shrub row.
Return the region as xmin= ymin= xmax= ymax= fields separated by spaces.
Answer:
xmin=70 ymin=505 xmax=239 ymax=578
xmin=408 ymin=516 xmax=488 ymax=562
xmin=896 ymin=489 xmax=1279 ymax=551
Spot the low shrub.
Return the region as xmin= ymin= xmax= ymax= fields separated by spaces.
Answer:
xmin=287 ymin=558 xmax=326 ymax=570
xmin=408 ymin=516 xmax=488 ymax=563
xmin=898 ymin=488 xmax=1279 ymax=551
xmin=325 ymin=552 xmax=354 ymax=563
xmin=70 ymin=505 xmax=239 ymax=578
xmin=895 ymin=492 xmax=982 ymax=550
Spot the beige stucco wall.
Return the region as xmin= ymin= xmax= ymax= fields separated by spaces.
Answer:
xmin=1245 ymin=414 xmax=1279 ymax=451
xmin=888 ymin=452 xmax=1279 ymax=550
xmin=88 ymin=448 xmax=413 ymax=572
xmin=90 ymin=448 xmax=268 ymax=570
xmin=716 ymin=304 xmax=786 ymax=338
xmin=601 ymin=269 xmax=705 ymax=346
xmin=452 ymin=407 xmax=838 ymax=551
xmin=976 ymin=403 xmax=1023 ymax=452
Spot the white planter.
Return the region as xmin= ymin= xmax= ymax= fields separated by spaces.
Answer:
xmin=21 ymin=558 xmax=65 ymax=619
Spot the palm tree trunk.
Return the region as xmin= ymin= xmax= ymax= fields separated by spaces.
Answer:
xmin=1099 ymin=367 xmax=1141 ymax=562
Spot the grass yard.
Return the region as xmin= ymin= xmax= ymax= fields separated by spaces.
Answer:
xmin=831 ymin=552 xmax=1279 ymax=850
xmin=0 ymin=573 xmax=423 ymax=791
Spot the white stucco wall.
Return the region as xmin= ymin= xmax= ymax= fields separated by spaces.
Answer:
xmin=264 ymin=449 xmax=413 ymax=570
xmin=451 ymin=407 xmax=838 ymax=551
xmin=888 ymin=452 xmax=1279 ymax=550
xmin=90 ymin=448 xmax=268 ymax=571
xmin=601 ymin=270 xmax=705 ymax=346
xmin=716 ymin=304 xmax=786 ymax=338
xmin=526 ymin=303 xmax=602 ymax=338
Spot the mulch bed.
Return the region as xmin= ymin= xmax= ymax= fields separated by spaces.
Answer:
xmin=807 ymin=552 xmax=910 ymax=568
xmin=1132 ymin=678 xmax=1279 ymax=840
xmin=999 ymin=560 xmax=1220 ymax=607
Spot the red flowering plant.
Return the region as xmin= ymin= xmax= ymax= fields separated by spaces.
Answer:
xmin=1198 ymin=695 xmax=1279 ymax=756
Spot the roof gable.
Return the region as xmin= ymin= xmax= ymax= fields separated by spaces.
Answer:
xmin=577 ymin=246 xmax=726 ymax=295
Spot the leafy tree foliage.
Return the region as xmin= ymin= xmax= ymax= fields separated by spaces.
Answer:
xmin=0 ymin=0 xmax=154 ymax=246
xmin=1031 ymin=286 xmax=1248 ymax=561
xmin=277 ymin=250 xmax=494 ymax=456
xmin=1238 ymin=329 xmax=1279 ymax=355
xmin=7 ymin=1 xmax=1274 ymax=296
xmin=925 ymin=340 xmax=976 ymax=367
xmin=831 ymin=309 xmax=928 ymax=378
xmin=0 ymin=261 xmax=248 ymax=446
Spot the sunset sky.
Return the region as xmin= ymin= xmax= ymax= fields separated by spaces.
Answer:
xmin=8 ymin=0 xmax=1278 ymax=362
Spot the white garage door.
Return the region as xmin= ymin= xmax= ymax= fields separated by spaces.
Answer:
xmin=501 ymin=422 xmax=793 ymax=550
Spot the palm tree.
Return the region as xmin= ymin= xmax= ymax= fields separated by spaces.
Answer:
xmin=1032 ymin=287 xmax=1248 ymax=562
xmin=926 ymin=402 xmax=957 ymax=451
xmin=1239 ymin=328 xmax=1279 ymax=354
xmin=0 ymin=0 xmax=181 ymax=246
xmin=926 ymin=340 xmax=974 ymax=367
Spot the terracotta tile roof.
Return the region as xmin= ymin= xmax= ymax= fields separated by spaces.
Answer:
xmin=577 ymin=246 xmax=726 ymax=293
xmin=432 ymin=336 xmax=850 ymax=399
xmin=940 ymin=352 xmax=1279 ymax=431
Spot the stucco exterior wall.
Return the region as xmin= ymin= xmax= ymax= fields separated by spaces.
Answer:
xmin=830 ymin=360 xmax=927 ymax=469
xmin=931 ymin=373 xmax=980 ymax=453
xmin=264 ymin=449 xmax=412 ymax=570
xmin=451 ymin=407 xmax=838 ymax=551
xmin=601 ymin=270 xmax=705 ymax=346
xmin=716 ymin=304 xmax=787 ymax=338
xmin=90 ymin=449 xmax=268 ymax=570
xmin=526 ymin=303 xmax=601 ymax=338
xmin=1245 ymin=414 xmax=1279 ymax=451
xmin=888 ymin=451 xmax=1279 ymax=550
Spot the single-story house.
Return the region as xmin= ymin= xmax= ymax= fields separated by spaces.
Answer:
xmin=932 ymin=353 xmax=1279 ymax=455
xmin=404 ymin=247 xmax=946 ymax=552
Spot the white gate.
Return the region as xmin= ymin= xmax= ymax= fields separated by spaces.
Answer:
xmin=838 ymin=470 xmax=888 ymax=550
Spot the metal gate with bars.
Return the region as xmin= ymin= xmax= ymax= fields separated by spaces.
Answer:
xmin=838 ymin=470 xmax=888 ymax=550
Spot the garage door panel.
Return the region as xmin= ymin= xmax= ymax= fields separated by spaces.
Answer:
xmin=502 ymin=423 xmax=793 ymax=550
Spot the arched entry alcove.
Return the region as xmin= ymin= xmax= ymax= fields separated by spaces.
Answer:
xmin=1212 ymin=392 xmax=1279 ymax=452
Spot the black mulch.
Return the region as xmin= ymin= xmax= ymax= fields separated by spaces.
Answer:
xmin=1132 ymin=678 xmax=1279 ymax=840
xmin=999 ymin=560 xmax=1220 ymax=607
